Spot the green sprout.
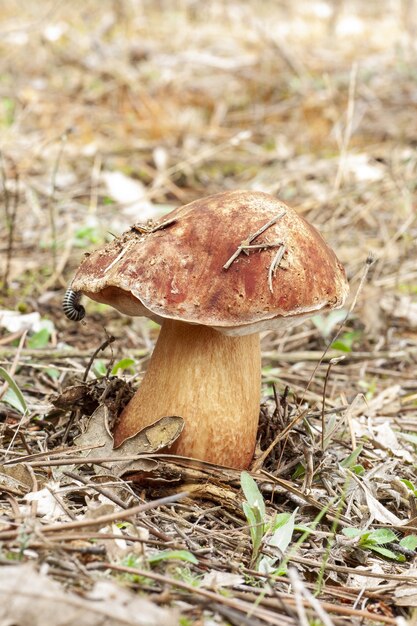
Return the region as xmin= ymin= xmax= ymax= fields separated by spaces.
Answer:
xmin=342 ymin=527 xmax=417 ymax=561
xmin=240 ymin=471 xmax=296 ymax=574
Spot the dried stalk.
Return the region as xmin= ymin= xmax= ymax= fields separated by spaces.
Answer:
xmin=223 ymin=211 xmax=286 ymax=270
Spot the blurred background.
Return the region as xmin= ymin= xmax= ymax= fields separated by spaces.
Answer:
xmin=1 ymin=0 xmax=416 ymax=405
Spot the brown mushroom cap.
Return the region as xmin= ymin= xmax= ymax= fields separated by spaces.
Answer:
xmin=72 ymin=190 xmax=348 ymax=334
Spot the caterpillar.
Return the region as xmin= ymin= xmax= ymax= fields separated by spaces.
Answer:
xmin=62 ymin=288 xmax=85 ymax=322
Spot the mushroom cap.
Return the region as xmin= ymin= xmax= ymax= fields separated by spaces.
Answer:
xmin=71 ymin=190 xmax=349 ymax=336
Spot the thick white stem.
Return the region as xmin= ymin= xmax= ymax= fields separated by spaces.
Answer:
xmin=113 ymin=319 xmax=261 ymax=469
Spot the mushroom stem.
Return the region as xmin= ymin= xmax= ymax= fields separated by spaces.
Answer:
xmin=113 ymin=319 xmax=261 ymax=469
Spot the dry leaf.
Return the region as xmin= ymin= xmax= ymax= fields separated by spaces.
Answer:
xmin=364 ymin=385 xmax=401 ymax=418
xmin=0 ymin=310 xmax=41 ymax=333
xmin=0 ymin=463 xmax=33 ymax=495
xmin=0 ymin=564 xmax=177 ymax=626
xmin=99 ymin=523 xmax=148 ymax=561
xmin=84 ymin=499 xmax=116 ymax=520
xmin=24 ymin=482 xmax=69 ymax=521
xmin=381 ymin=294 xmax=417 ymax=328
xmin=102 ymin=171 xmax=159 ymax=221
xmin=362 ymin=487 xmax=402 ymax=525
xmin=395 ymin=574 xmax=417 ymax=606
xmin=141 ymin=416 xmax=185 ymax=450
xmin=372 ymin=421 xmax=413 ymax=463
xmin=201 ymin=571 xmax=244 ymax=589
xmin=347 ymin=471 xmax=403 ymax=525
xmin=74 ymin=405 xmax=184 ymax=476
xmin=344 ymin=154 xmax=385 ymax=182
xmin=347 ymin=564 xmax=386 ymax=588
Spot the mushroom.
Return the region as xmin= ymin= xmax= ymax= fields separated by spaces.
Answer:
xmin=69 ymin=190 xmax=348 ymax=469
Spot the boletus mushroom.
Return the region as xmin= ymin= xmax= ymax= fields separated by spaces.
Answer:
xmin=68 ymin=190 xmax=348 ymax=469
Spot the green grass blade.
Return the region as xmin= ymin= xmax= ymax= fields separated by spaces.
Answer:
xmin=0 ymin=367 xmax=27 ymax=415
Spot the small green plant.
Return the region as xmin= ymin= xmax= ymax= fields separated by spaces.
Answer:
xmin=340 ymin=444 xmax=365 ymax=475
xmin=240 ymin=471 xmax=296 ymax=573
xmin=1 ymin=97 xmax=15 ymax=127
xmin=73 ymin=223 xmax=102 ymax=247
xmin=148 ymin=549 xmax=198 ymax=566
xmin=121 ymin=553 xmax=142 ymax=568
xmin=311 ymin=309 xmax=347 ymax=339
xmin=401 ymin=478 xmax=417 ymax=496
xmin=45 ymin=367 xmax=60 ymax=380
xmin=241 ymin=471 xmax=266 ymax=567
xmin=93 ymin=359 xmax=107 ymax=377
xmin=398 ymin=283 xmax=417 ymax=295
xmin=331 ymin=330 xmax=361 ymax=352
xmin=311 ymin=310 xmax=363 ymax=353
xmin=172 ymin=565 xmax=201 ymax=587
xmin=358 ymin=377 xmax=378 ymax=399
xmin=27 ymin=328 xmax=50 ymax=349
xmin=259 ymin=510 xmax=297 ymax=575
xmin=0 ymin=367 xmax=28 ymax=415
xmin=292 ymin=463 xmax=306 ymax=480
xmin=400 ymin=535 xmax=417 ymax=551
xmin=111 ymin=358 xmax=136 ymax=376
xmin=25 ymin=318 xmax=55 ymax=350
xmin=342 ymin=527 xmax=417 ymax=561
xmin=93 ymin=357 xmax=137 ymax=378
xmin=118 ymin=554 xmax=152 ymax=585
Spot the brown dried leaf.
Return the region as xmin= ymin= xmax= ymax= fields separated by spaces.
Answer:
xmin=74 ymin=405 xmax=184 ymax=476
xmin=0 ymin=564 xmax=177 ymax=626
xmin=141 ymin=415 xmax=185 ymax=450
xmin=362 ymin=487 xmax=402 ymax=525
xmin=0 ymin=463 xmax=33 ymax=495
xmin=347 ymin=564 xmax=386 ymax=589
xmin=201 ymin=570 xmax=245 ymax=588
xmin=52 ymin=384 xmax=88 ymax=408
xmin=395 ymin=575 xmax=417 ymax=607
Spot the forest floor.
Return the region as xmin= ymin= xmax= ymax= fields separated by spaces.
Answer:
xmin=0 ymin=1 xmax=417 ymax=625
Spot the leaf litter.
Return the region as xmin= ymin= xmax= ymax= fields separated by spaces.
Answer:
xmin=0 ymin=1 xmax=417 ymax=625
xmin=0 ymin=564 xmax=177 ymax=626
xmin=75 ymin=404 xmax=183 ymax=476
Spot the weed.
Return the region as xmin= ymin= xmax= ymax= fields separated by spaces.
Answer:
xmin=342 ymin=526 xmax=417 ymax=561
xmin=0 ymin=367 xmax=28 ymax=415
xmin=111 ymin=358 xmax=137 ymax=376
xmin=331 ymin=330 xmax=361 ymax=352
xmin=93 ymin=359 xmax=107 ymax=378
xmin=148 ymin=550 xmax=198 ymax=566
xmin=312 ymin=310 xmax=348 ymax=339
xmin=26 ymin=319 xmax=55 ymax=349
xmin=401 ymin=478 xmax=417 ymax=496
xmin=73 ymin=222 xmax=102 ymax=248
xmin=240 ymin=471 xmax=296 ymax=573
xmin=339 ymin=445 xmax=365 ymax=475
xmin=118 ymin=554 xmax=153 ymax=585
xmin=172 ymin=565 xmax=201 ymax=587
